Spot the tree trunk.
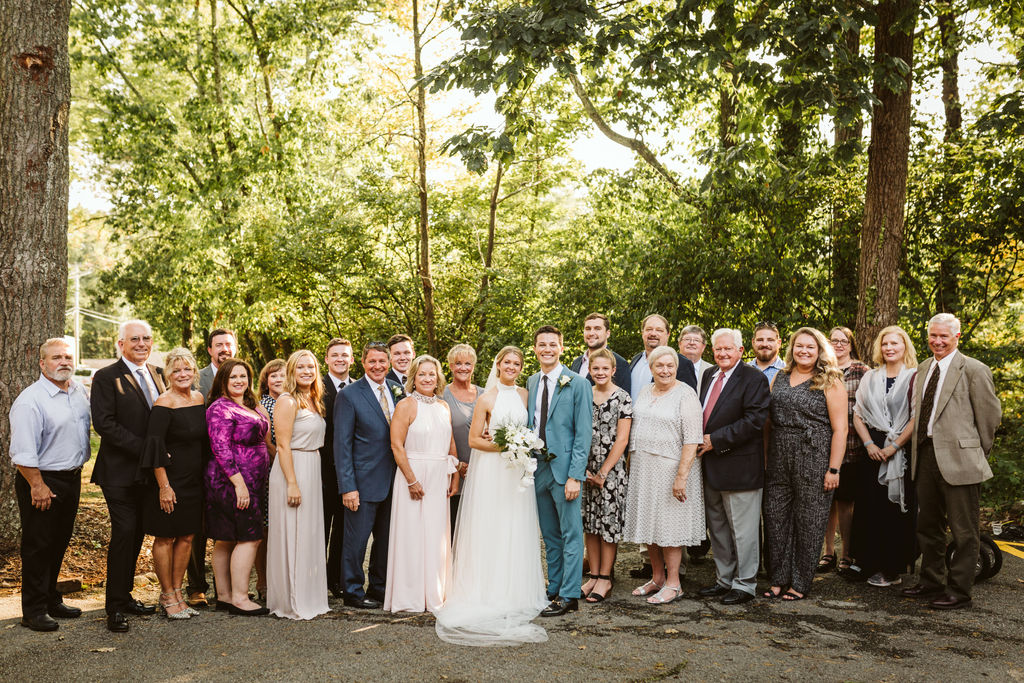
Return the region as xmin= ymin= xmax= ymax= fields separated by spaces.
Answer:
xmin=935 ymin=3 xmax=961 ymax=315
xmin=412 ymin=0 xmax=438 ymax=356
xmin=0 ymin=0 xmax=71 ymax=551
xmin=477 ymin=161 xmax=504 ymax=340
xmin=831 ymin=23 xmax=863 ymax=326
xmin=854 ymin=0 xmax=918 ymax=357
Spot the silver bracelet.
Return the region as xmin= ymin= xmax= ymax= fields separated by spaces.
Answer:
xmin=863 ymin=440 xmax=874 ymax=447
xmin=407 ymin=480 xmax=419 ymax=487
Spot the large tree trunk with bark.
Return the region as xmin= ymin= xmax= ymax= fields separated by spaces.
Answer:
xmin=854 ymin=0 xmax=919 ymax=357
xmin=0 ymin=0 xmax=72 ymax=551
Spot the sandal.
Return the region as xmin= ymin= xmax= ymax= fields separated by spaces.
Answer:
xmin=837 ymin=557 xmax=853 ymax=571
xmin=781 ymin=589 xmax=806 ymax=601
xmin=646 ymin=585 xmax=683 ymax=605
xmin=586 ymin=575 xmax=613 ymax=603
xmin=762 ymin=587 xmax=783 ymax=600
xmin=581 ymin=573 xmax=599 ymax=596
xmin=816 ymin=553 xmax=836 ymax=573
xmin=632 ymin=580 xmax=663 ymax=597
xmin=160 ymin=591 xmax=191 ymax=620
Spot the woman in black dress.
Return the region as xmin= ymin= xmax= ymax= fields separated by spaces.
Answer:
xmin=141 ymin=348 xmax=208 ymax=619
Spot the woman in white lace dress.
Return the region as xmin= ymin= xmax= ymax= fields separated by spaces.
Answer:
xmin=434 ymin=346 xmax=549 ymax=646
xmin=624 ymin=345 xmax=705 ymax=605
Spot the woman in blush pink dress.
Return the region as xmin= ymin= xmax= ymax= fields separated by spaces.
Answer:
xmin=384 ymin=355 xmax=460 ymax=613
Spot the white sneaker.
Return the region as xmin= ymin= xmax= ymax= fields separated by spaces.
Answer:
xmin=867 ymin=573 xmax=902 ymax=587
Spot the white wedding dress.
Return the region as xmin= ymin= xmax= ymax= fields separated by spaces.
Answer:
xmin=434 ymin=382 xmax=548 ymax=646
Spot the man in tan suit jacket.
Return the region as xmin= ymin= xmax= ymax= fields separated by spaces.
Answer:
xmin=902 ymin=314 xmax=1001 ymax=610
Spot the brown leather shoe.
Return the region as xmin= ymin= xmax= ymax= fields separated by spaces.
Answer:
xmin=186 ymin=592 xmax=209 ymax=608
xmin=929 ymin=594 xmax=972 ymax=610
xmin=900 ymin=583 xmax=944 ymax=599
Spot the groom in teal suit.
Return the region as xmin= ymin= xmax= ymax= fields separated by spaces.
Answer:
xmin=528 ymin=325 xmax=594 ymax=616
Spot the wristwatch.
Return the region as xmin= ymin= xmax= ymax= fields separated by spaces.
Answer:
xmin=827 ymin=466 xmax=839 ymax=475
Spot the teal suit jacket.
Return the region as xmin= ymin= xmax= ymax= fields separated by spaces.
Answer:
xmin=527 ymin=367 xmax=593 ymax=485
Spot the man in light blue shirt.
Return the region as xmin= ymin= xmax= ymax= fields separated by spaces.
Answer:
xmin=9 ymin=338 xmax=91 ymax=632
xmin=748 ymin=321 xmax=785 ymax=384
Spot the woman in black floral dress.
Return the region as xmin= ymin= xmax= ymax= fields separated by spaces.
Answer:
xmin=581 ymin=349 xmax=633 ymax=602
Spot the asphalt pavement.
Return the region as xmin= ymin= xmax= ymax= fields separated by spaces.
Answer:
xmin=1 ymin=543 xmax=1022 ymax=682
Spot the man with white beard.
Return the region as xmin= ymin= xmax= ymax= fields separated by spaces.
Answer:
xmin=10 ymin=339 xmax=91 ymax=632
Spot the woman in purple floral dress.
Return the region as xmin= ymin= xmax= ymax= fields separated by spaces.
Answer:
xmin=206 ymin=358 xmax=272 ymax=616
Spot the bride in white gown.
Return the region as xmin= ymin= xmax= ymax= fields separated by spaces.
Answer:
xmin=435 ymin=346 xmax=548 ymax=646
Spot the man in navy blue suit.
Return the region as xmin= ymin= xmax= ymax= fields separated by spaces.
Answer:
xmin=334 ymin=341 xmax=405 ymax=609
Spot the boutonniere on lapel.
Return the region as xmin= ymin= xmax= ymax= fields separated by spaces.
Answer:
xmin=558 ymin=375 xmax=571 ymax=389
xmin=391 ymin=384 xmax=404 ymax=400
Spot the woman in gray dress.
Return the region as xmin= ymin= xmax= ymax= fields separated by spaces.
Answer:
xmin=442 ymin=344 xmax=482 ymax=526
xmin=763 ymin=327 xmax=848 ymax=601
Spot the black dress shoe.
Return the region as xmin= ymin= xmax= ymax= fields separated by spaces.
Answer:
xmin=214 ymin=600 xmax=232 ymax=612
xmin=546 ymin=592 xmax=557 ymax=602
xmin=720 ymin=589 xmax=755 ymax=605
xmin=929 ymin=594 xmax=973 ymax=610
xmin=107 ymin=612 xmax=129 ymax=632
xmin=328 ymin=583 xmax=344 ymax=599
xmin=125 ymin=599 xmax=156 ymax=615
xmin=540 ymin=598 xmax=579 ymax=617
xmin=697 ymin=584 xmax=730 ymax=598
xmin=48 ymin=602 xmax=82 ymax=619
xmin=901 ymin=583 xmax=945 ymax=599
xmin=366 ymin=589 xmax=386 ymax=603
xmin=227 ymin=604 xmax=270 ymax=616
xmin=21 ymin=614 xmax=59 ymax=632
xmin=342 ymin=595 xmax=382 ymax=609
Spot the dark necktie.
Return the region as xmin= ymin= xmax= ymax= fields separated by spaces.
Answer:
xmin=919 ymin=364 xmax=941 ymax=443
xmin=539 ymin=376 xmax=549 ymax=443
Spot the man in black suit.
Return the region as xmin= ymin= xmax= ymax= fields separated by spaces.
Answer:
xmin=322 ymin=337 xmax=355 ymax=597
xmin=569 ymin=312 xmax=631 ymax=395
xmin=695 ymin=328 xmax=770 ymax=605
xmin=627 ymin=314 xmax=697 ymax=404
xmin=90 ymin=320 xmax=163 ymax=632
xmin=385 ymin=334 xmax=414 ymax=387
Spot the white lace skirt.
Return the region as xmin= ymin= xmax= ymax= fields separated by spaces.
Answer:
xmin=624 ymin=450 xmax=706 ymax=547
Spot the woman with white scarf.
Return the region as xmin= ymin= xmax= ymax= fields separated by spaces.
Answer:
xmin=850 ymin=326 xmax=919 ymax=588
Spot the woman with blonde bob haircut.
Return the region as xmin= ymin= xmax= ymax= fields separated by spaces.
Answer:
xmin=763 ymin=327 xmax=848 ymax=601
xmin=141 ymin=347 xmax=207 ymax=619
xmin=404 ymin=355 xmax=448 ymax=397
xmin=266 ymin=350 xmax=329 ymax=619
xmin=850 ymin=325 xmax=919 ymax=588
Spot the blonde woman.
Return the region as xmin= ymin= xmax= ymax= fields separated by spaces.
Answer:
xmin=266 ymin=350 xmax=329 ymax=620
xmin=763 ymin=328 xmax=848 ymax=601
xmin=141 ymin=348 xmax=207 ymax=619
xmin=851 ymin=326 xmax=919 ymax=587
xmin=385 ymin=355 xmax=459 ymax=612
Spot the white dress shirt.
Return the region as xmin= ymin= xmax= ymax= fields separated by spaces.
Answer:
xmin=533 ymin=364 xmax=564 ymax=428
xmin=701 ymin=363 xmax=740 ymax=411
xmin=366 ymin=377 xmax=395 ymax=418
xmin=122 ymin=357 xmax=160 ymax=401
xmin=923 ymin=349 xmax=959 ymax=437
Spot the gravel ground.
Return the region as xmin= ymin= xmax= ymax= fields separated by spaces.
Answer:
xmin=1 ymin=544 xmax=1022 ymax=682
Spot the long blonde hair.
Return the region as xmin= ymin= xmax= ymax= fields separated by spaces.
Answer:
xmin=783 ymin=327 xmax=843 ymax=391
xmin=284 ymin=349 xmax=324 ymax=416
xmin=871 ymin=325 xmax=918 ymax=369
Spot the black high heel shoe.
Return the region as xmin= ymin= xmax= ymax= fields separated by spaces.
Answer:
xmin=586 ymin=575 xmax=614 ymax=603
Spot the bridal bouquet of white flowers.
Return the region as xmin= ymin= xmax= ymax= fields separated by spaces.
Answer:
xmin=492 ymin=422 xmax=549 ymax=491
